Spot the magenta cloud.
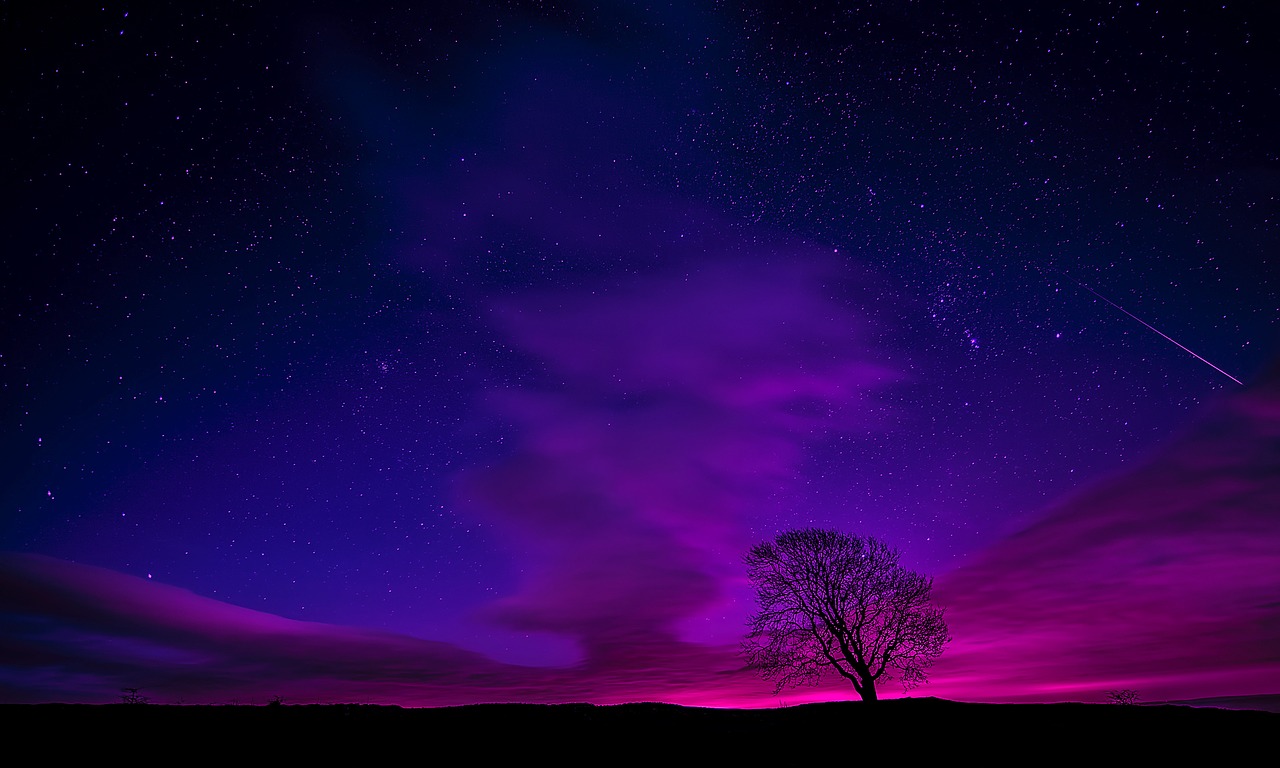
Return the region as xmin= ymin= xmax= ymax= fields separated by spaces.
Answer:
xmin=458 ymin=253 xmax=898 ymax=662
xmin=927 ymin=361 xmax=1280 ymax=704
xmin=5 ymin=360 xmax=1280 ymax=706
xmin=0 ymin=551 xmax=780 ymax=707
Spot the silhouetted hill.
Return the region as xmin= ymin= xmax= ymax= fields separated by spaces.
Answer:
xmin=6 ymin=698 xmax=1274 ymax=760
xmin=1155 ymin=692 xmax=1280 ymax=713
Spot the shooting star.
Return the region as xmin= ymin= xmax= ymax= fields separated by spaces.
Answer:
xmin=1049 ymin=267 xmax=1244 ymax=386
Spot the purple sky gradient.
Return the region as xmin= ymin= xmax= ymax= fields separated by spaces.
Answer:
xmin=4 ymin=2 xmax=1278 ymax=708
xmin=5 ymin=363 xmax=1278 ymax=707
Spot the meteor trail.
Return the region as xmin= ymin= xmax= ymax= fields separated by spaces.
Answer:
xmin=1050 ymin=268 xmax=1244 ymax=386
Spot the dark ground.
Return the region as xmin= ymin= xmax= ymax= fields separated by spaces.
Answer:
xmin=7 ymin=698 xmax=1276 ymax=761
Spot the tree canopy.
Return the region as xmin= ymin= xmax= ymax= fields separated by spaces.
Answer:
xmin=742 ymin=528 xmax=950 ymax=702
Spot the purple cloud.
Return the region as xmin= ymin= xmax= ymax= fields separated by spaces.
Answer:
xmin=5 ymin=361 xmax=1280 ymax=707
xmin=928 ymin=361 xmax=1280 ymax=703
xmin=0 ymin=552 xmax=776 ymax=706
xmin=459 ymin=253 xmax=898 ymax=662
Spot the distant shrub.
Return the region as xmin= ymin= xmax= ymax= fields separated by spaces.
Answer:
xmin=1106 ymin=689 xmax=1140 ymax=705
xmin=119 ymin=688 xmax=149 ymax=705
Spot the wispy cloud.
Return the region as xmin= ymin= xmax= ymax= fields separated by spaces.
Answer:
xmin=460 ymin=254 xmax=897 ymax=662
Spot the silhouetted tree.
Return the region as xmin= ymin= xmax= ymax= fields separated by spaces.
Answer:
xmin=1107 ymin=689 xmax=1140 ymax=705
xmin=119 ymin=688 xmax=149 ymax=705
xmin=743 ymin=528 xmax=950 ymax=702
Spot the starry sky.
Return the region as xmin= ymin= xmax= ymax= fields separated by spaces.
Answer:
xmin=3 ymin=1 xmax=1278 ymax=707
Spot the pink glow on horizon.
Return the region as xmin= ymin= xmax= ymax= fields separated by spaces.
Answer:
xmin=4 ymin=251 xmax=1278 ymax=707
xmin=4 ymin=365 xmax=1280 ymax=707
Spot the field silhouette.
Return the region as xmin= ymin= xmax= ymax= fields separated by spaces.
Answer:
xmin=9 ymin=697 xmax=1275 ymax=761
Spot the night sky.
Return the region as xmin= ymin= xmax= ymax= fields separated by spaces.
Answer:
xmin=3 ymin=1 xmax=1278 ymax=707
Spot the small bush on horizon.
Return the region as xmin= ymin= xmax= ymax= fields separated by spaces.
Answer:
xmin=1106 ymin=689 xmax=1140 ymax=705
xmin=119 ymin=688 xmax=149 ymax=705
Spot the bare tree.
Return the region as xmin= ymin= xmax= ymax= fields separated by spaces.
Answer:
xmin=119 ymin=687 xmax=149 ymax=705
xmin=1107 ymin=689 xmax=1141 ymax=705
xmin=743 ymin=528 xmax=950 ymax=702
